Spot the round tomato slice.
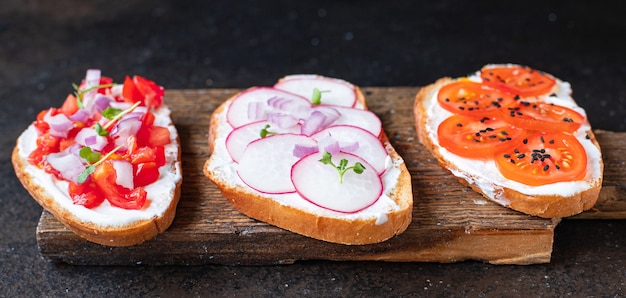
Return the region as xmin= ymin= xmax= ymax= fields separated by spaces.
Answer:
xmin=437 ymin=114 xmax=525 ymax=159
xmin=494 ymin=132 xmax=587 ymax=186
xmin=437 ymin=81 xmax=515 ymax=117
xmin=499 ymin=101 xmax=585 ymax=133
xmin=480 ymin=66 xmax=556 ymax=97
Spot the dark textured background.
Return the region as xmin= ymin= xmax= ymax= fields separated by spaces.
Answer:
xmin=1 ymin=1 xmax=624 ymax=296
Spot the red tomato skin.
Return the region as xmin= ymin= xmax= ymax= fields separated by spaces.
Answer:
xmin=494 ymin=132 xmax=587 ymax=186
xmin=134 ymin=162 xmax=160 ymax=187
xmin=499 ymin=102 xmax=585 ymax=133
xmin=92 ymin=160 xmax=146 ymax=210
xmin=437 ymin=115 xmax=525 ymax=159
xmin=134 ymin=75 xmax=164 ymax=108
xmin=480 ymin=66 xmax=557 ymax=97
xmin=437 ymin=81 xmax=515 ymax=117
xmin=59 ymin=94 xmax=79 ymax=117
xmin=122 ymin=76 xmax=144 ymax=104
xmin=68 ymin=179 xmax=105 ymax=208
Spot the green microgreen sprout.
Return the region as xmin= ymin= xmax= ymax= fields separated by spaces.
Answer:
xmin=94 ymin=101 xmax=141 ymax=136
xmin=311 ymin=88 xmax=330 ymax=105
xmin=73 ymin=83 xmax=116 ymax=109
xmin=260 ymin=124 xmax=277 ymax=138
xmin=77 ymin=143 xmax=124 ymax=184
xmin=318 ymin=151 xmax=366 ymax=183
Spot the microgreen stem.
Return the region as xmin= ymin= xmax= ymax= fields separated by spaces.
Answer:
xmin=77 ymin=143 xmax=125 ymax=184
xmin=318 ymin=152 xmax=366 ymax=183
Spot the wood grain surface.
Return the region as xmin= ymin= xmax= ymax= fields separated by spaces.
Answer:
xmin=35 ymin=87 xmax=626 ymax=265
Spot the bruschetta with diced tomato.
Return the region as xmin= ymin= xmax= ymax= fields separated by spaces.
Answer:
xmin=12 ymin=70 xmax=182 ymax=246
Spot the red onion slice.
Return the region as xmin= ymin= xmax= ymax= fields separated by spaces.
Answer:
xmin=68 ymin=109 xmax=89 ymax=123
xmin=293 ymin=143 xmax=319 ymax=158
xmin=75 ymin=127 xmax=109 ymax=151
xmin=247 ymin=101 xmax=265 ymax=121
xmin=300 ymin=111 xmax=327 ymax=136
xmin=267 ymin=113 xmax=298 ymax=128
xmin=44 ymin=111 xmax=74 ymax=138
xmin=93 ymin=94 xmax=113 ymax=113
xmin=46 ymin=146 xmax=87 ymax=183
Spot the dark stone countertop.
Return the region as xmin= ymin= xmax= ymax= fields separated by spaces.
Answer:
xmin=1 ymin=1 xmax=624 ymax=296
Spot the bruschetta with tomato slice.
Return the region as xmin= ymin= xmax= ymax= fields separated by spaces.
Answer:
xmin=12 ymin=70 xmax=182 ymax=246
xmin=414 ymin=64 xmax=603 ymax=218
xmin=204 ymin=75 xmax=413 ymax=245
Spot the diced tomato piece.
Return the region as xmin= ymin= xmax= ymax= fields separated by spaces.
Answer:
xmin=68 ymin=178 xmax=105 ymax=208
xmin=92 ymin=160 xmax=147 ymax=210
xmin=148 ymin=126 xmax=171 ymax=147
xmin=122 ymin=76 xmax=144 ymax=104
xmin=134 ymin=75 xmax=164 ymax=108
xmin=134 ymin=162 xmax=160 ymax=187
xmin=59 ymin=94 xmax=79 ymax=117
xmin=131 ymin=146 xmax=158 ymax=164
xmin=33 ymin=109 xmax=51 ymax=132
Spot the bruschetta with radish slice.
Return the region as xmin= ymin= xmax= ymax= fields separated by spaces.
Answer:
xmin=12 ymin=70 xmax=182 ymax=246
xmin=204 ymin=75 xmax=412 ymax=245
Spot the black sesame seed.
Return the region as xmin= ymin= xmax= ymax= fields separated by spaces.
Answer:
xmin=556 ymin=165 xmax=561 ymax=170
xmin=586 ymin=134 xmax=591 ymax=140
xmin=543 ymin=165 xmax=550 ymax=171
xmin=456 ymin=123 xmax=463 ymax=127
xmin=503 ymin=154 xmax=511 ymax=158
xmin=549 ymin=139 xmax=555 ymax=144
xmin=501 ymin=131 xmax=508 ymax=135
xmin=517 ymin=153 xmax=525 ymax=159
xmin=523 ymin=138 xmax=528 ymax=144
xmin=514 ymin=95 xmax=521 ymax=100
xmin=540 ymin=136 xmax=545 ymax=143
xmin=510 ymin=159 xmax=515 ymax=164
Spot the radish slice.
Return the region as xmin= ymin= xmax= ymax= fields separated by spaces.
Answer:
xmin=291 ymin=152 xmax=382 ymax=213
xmin=237 ymin=134 xmax=317 ymax=194
xmin=274 ymin=75 xmax=357 ymax=107
xmin=226 ymin=87 xmax=311 ymax=128
xmin=225 ymin=120 xmax=301 ymax=163
xmin=312 ymin=125 xmax=388 ymax=174
xmin=322 ymin=106 xmax=382 ymax=137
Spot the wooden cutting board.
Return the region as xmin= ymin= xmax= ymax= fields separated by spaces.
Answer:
xmin=35 ymin=87 xmax=626 ymax=265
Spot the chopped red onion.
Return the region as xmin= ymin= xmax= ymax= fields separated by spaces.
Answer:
xmin=324 ymin=141 xmax=340 ymax=155
xmin=93 ymin=94 xmax=113 ymax=112
xmin=340 ymin=141 xmax=360 ymax=153
xmin=247 ymin=102 xmax=265 ymax=121
xmin=293 ymin=144 xmax=319 ymax=158
xmin=267 ymin=113 xmax=298 ymax=128
xmin=111 ymin=117 xmax=142 ymax=150
xmin=68 ymin=109 xmax=89 ymax=123
xmin=75 ymin=127 xmax=108 ymax=151
xmin=44 ymin=111 xmax=73 ymax=138
xmin=112 ymin=159 xmax=134 ymax=189
xmin=46 ymin=146 xmax=87 ymax=183
xmin=313 ymin=106 xmax=341 ymax=127
xmin=300 ymin=111 xmax=327 ymax=136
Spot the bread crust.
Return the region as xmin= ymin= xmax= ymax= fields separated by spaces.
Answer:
xmin=204 ymin=83 xmax=413 ymax=245
xmin=414 ymin=75 xmax=603 ymax=218
xmin=12 ymin=110 xmax=182 ymax=247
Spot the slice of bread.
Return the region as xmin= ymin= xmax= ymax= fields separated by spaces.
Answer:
xmin=204 ymin=75 xmax=412 ymax=245
xmin=12 ymin=74 xmax=182 ymax=246
xmin=414 ymin=65 xmax=603 ymax=218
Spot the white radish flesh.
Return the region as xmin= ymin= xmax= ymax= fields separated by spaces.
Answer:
xmin=225 ymin=120 xmax=301 ymax=163
xmin=291 ymin=152 xmax=382 ymax=213
xmin=226 ymin=87 xmax=311 ymax=128
xmin=274 ymin=75 xmax=357 ymax=107
xmin=237 ymin=134 xmax=317 ymax=194
xmin=312 ymin=125 xmax=388 ymax=174
xmin=324 ymin=106 xmax=382 ymax=137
